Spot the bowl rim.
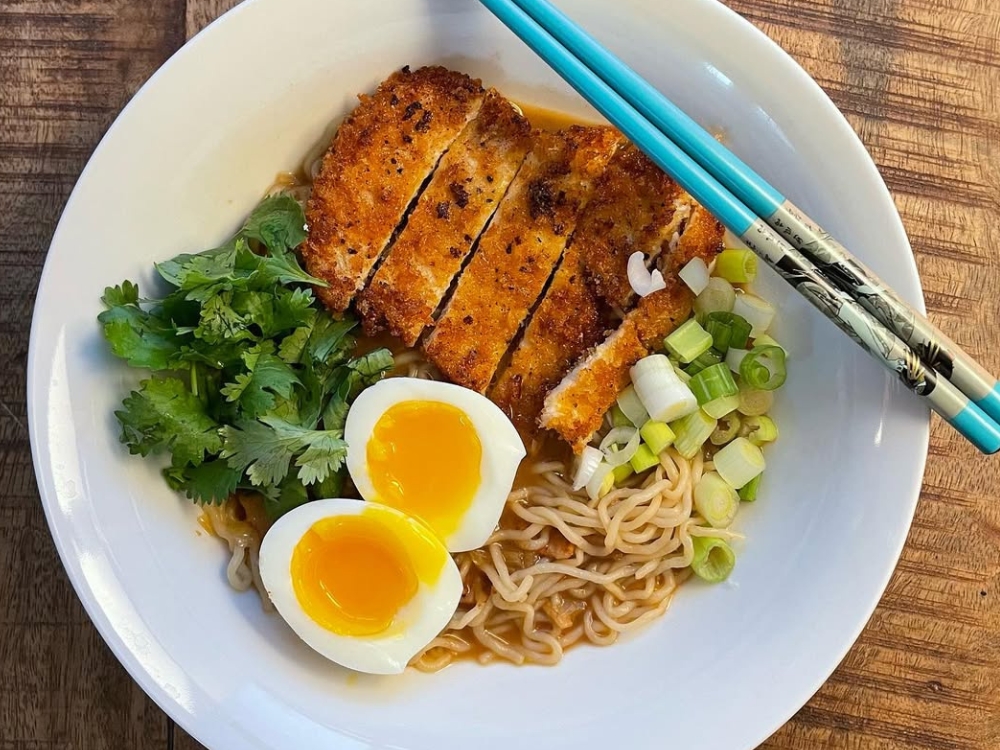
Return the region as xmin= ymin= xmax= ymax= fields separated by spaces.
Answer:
xmin=27 ymin=0 xmax=929 ymax=747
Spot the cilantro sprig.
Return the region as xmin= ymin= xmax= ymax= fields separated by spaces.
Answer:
xmin=99 ymin=195 xmax=392 ymax=518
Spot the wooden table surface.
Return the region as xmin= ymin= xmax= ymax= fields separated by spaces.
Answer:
xmin=2 ymin=0 xmax=999 ymax=747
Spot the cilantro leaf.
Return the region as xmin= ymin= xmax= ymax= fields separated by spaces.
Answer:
xmin=350 ymin=348 xmax=394 ymax=382
xmin=267 ymin=474 xmax=311 ymax=521
xmin=156 ymin=245 xmax=238 ymax=294
xmin=259 ymin=248 xmax=327 ymax=288
xmin=295 ymin=431 xmax=349 ymax=486
xmin=312 ymin=470 xmax=345 ymax=501
xmin=165 ymin=459 xmax=243 ymax=504
xmin=194 ymin=292 xmax=254 ymax=344
xmin=219 ymin=420 xmax=294 ymax=487
xmin=229 ymin=287 xmax=316 ymax=339
xmin=102 ymin=280 xmax=140 ymax=307
xmin=99 ymin=283 xmax=183 ymax=370
xmin=271 ymin=288 xmax=317 ymax=333
xmin=320 ymin=368 xmax=354 ymax=432
xmin=220 ymin=342 xmax=301 ymax=418
xmin=241 ymin=195 xmax=308 ymax=251
xmin=320 ymin=348 xmax=393 ymax=431
xmin=220 ymin=416 xmax=347 ymax=488
xmin=116 ymin=378 xmax=222 ymax=465
xmin=278 ymin=325 xmax=313 ymax=364
xmin=240 ymin=193 xmax=306 ymax=252
xmin=307 ymin=317 xmax=357 ymax=363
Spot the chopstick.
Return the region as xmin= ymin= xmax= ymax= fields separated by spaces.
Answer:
xmin=478 ymin=0 xmax=1000 ymax=454
xmin=505 ymin=0 xmax=1000 ymax=428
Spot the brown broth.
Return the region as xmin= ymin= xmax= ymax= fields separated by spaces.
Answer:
xmin=516 ymin=102 xmax=600 ymax=132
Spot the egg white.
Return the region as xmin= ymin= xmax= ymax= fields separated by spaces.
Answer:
xmin=344 ymin=378 xmax=526 ymax=552
xmin=259 ymin=498 xmax=462 ymax=675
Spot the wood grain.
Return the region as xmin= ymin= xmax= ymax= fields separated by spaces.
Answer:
xmin=0 ymin=3 xmax=186 ymax=748
xmin=1 ymin=0 xmax=997 ymax=748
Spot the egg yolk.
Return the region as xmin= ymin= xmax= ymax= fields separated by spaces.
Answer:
xmin=290 ymin=514 xmax=420 ymax=636
xmin=366 ymin=400 xmax=482 ymax=540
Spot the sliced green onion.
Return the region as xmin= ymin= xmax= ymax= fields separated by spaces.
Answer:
xmin=630 ymin=354 xmax=698 ymax=422
xmin=640 ymin=419 xmax=676 ymax=455
xmin=616 ymin=385 xmax=649 ymax=427
xmin=673 ymin=364 xmax=692 ymax=384
xmin=704 ymin=398 xmax=739 ymax=421
xmin=689 ymin=363 xmax=739 ymax=405
xmin=630 ymin=443 xmax=661 ymax=473
xmin=684 ymin=348 xmax=723 ymax=376
xmin=713 ymin=437 xmax=766 ymax=489
xmin=694 ymin=471 xmax=740 ymax=528
xmin=679 ymin=256 xmax=710 ymax=295
xmin=599 ymin=426 xmax=642 ymax=467
xmin=694 ymin=276 xmax=736 ymax=318
xmin=741 ymin=415 xmax=779 ymax=446
xmin=714 ymin=248 xmax=758 ymax=284
xmin=737 ymin=384 xmax=774 ymax=416
xmin=612 ymin=462 xmax=635 ymax=484
xmin=733 ymin=293 xmax=775 ymax=336
xmin=739 ymin=345 xmax=787 ymax=391
xmin=703 ymin=393 xmax=740 ymax=420
xmin=703 ymin=311 xmax=752 ymax=353
xmin=670 ymin=410 xmax=717 ymax=459
xmin=572 ymin=446 xmax=604 ymax=491
xmin=664 ymin=319 xmax=713 ymax=363
xmin=725 ymin=347 xmax=749 ymax=374
xmin=586 ymin=461 xmax=615 ymax=500
xmin=610 ymin=404 xmax=633 ymax=428
xmin=710 ymin=412 xmax=742 ymax=445
xmin=752 ymin=333 xmax=787 ymax=356
xmin=690 ymin=536 xmax=736 ymax=582
xmin=739 ymin=473 xmax=762 ymax=502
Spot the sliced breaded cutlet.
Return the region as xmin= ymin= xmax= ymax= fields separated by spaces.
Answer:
xmin=490 ymin=144 xmax=688 ymax=429
xmin=423 ymin=126 xmax=625 ymax=392
xmin=540 ymin=204 xmax=724 ymax=452
xmin=304 ymin=66 xmax=485 ymax=312
xmin=355 ymin=90 xmax=533 ymax=345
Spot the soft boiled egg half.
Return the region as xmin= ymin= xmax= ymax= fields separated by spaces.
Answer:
xmin=344 ymin=378 xmax=526 ymax=552
xmin=260 ymin=498 xmax=462 ymax=674
xmin=260 ymin=379 xmax=526 ymax=674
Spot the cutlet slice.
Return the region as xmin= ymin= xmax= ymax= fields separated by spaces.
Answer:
xmin=490 ymin=145 xmax=688 ymax=429
xmin=488 ymin=237 xmax=604 ymax=429
xmin=579 ymin=144 xmax=688 ymax=311
xmin=304 ymin=66 xmax=486 ymax=312
xmin=540 ymin=205 xmax=724 ymax=452
xmin=423 ymin=126 xmax=624 ymax=392
xmin=355 ymin=90 xmax=533 ymax=345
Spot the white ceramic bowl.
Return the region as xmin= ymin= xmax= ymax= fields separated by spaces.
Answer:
xmin=28 ymin=0 xmax=929 ymax=748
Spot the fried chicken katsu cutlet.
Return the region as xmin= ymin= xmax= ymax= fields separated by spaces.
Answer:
xmin=305 ymin=66 xmax=724 ymax=449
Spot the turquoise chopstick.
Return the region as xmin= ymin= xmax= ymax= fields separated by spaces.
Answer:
xmin=509 ymin=0 xmax=785 ymax=217
xmin=506 ymin=0 xmax=1000 ymax=427
xmin=477 ymin=0 xmax=1000 ymax=454
xmin=480 ymin=0 xmax=757 ymax=232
